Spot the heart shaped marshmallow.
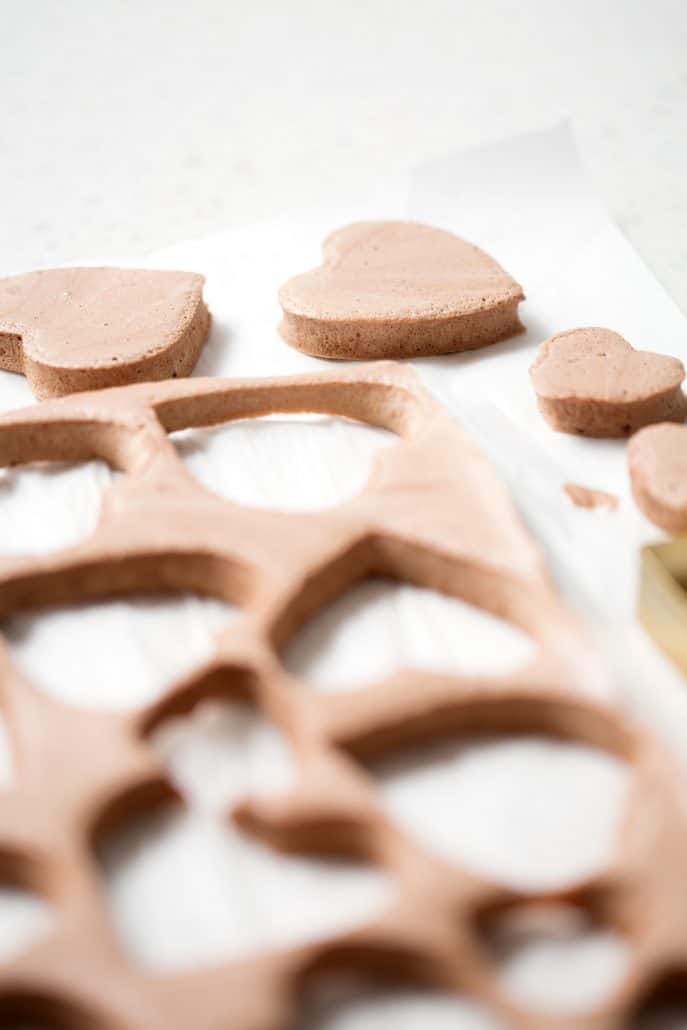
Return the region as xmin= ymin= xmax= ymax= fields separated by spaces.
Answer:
xmin=530 ymin=328 xmax=687 ymax=437
xmin=0 ymin=267 xmax=210 ymax=399
xmin=629 ymin=423 xmax=687 ymax=532
xmin=278 ymin=221 xmax=525 ymax=359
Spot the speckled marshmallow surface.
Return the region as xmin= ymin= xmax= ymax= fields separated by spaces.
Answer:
xmin=530 ymin=328 xmax=687 ymax=437
xmin=0 ymin=267 xmax=210 ymax=398
xmin=278 ymin=222 xmax=525 ymax=360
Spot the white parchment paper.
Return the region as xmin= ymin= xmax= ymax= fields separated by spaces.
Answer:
xmin=0 ymin=126 xmax=684 ymax=1026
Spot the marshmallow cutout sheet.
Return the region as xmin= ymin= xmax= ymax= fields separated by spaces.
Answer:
xmin=0 ymin=125 xmax=685 ymax=1025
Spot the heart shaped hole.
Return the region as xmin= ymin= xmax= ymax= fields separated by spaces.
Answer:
xmin=0 ymin=460 xmax=115 ymax=557
xmin=99 ymin=803 xmax=391 ymax=970
xmin=479 ymin=902 xmax=629 ymax=1013
xmin=282 ymin=578 xmax=535 ymax=690
xmin=172 ymin=415 xmax=394 ymax=512
xmin=102 ymin=696 xmax=389 ymax=970
xmin=0 ymin=886 xmax=52 ymax=964
xmin=369 ymin=734 xmax=629 ymax=891
xmin=3 ymin=594 xmax=236 ymax=711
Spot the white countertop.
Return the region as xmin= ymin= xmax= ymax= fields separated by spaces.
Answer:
xmin=3 ymin=0 xmax=687 ymax=311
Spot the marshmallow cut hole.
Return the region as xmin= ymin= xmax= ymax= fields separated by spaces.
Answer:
xmin=371 ymin=735 xmax=629 ymax=891
xmin=0 ymin=887 xmax=52 ymax=964
xmin=0 ymin=460 xmax=115 ymax=557
xmin=481 ymin=902 xmax=629 ymax=1013
xmin=282 ymin=578 xmax=535 ymax=690
xmin=3 ymin=594 xmax=235 ymax=711
xmin=102 ymin=693 xmax=389 ymax=972
xmin=99 ymin=804 xmax=391 ymax=971
xmin=172 ymin=415 xmax=394 ymax=512
xmin=302 ymin=987 xmax=505 ymax=1030
xmin=150 ymin=698 xmax=295 ymax=814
